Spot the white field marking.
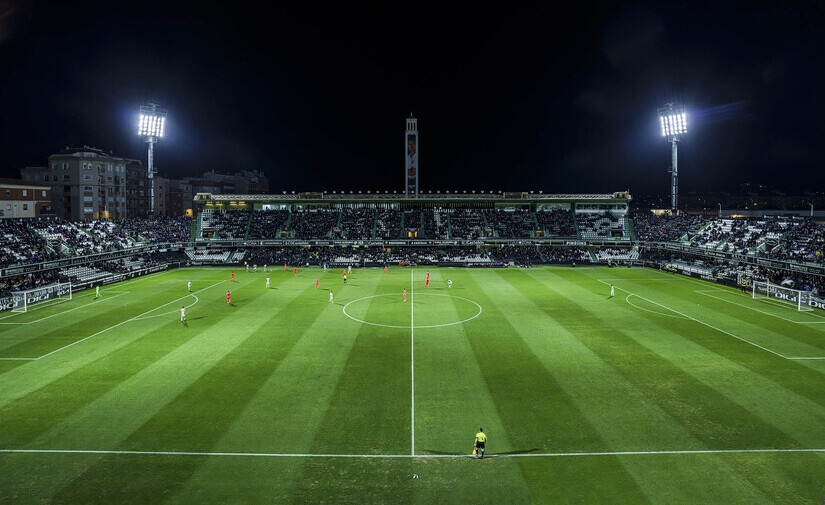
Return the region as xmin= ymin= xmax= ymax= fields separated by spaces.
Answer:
xmin=597 ymin=278 xmax=682 ymax=282
xmin=1 ymin=447 xmax=823 ymax=459
xmin=625 ymin=294 xmax=689 ymax=320
xmin=597 ymin=280 xmax=792 ymax=359
xmin=694 ymin=290 xmax=825 ymax=324
xmin=411 ymin=268 xmax=415 ymax=456
xmin=0 ymin=292 xmax=130 ymax=325
xmin=342 ymin=293 xmax=482 ymax=329
xmin=649 ymin=268 xmax=825 ymax=321
xmin=604 ymin=280 xmax=825 ymax=360
xmin=0 ymin=296 xmax=73 ymax=321
xmin=129 ymin=295 xmax=199 ymax=321
xmin=30 ymin=281 xmax=225 ymax=361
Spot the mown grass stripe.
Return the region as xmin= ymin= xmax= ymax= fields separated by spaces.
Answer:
xmin=287 ymin=269 xmax=418 ymax=504
xmin=521 ymin=267 xmax=825 ymax=503
xmin=460 ymin=268 xmax=651 ymax=503
xmin=46 ymin=278 xmax=322 ymax=503
xmin=166 ymin=266 xmax=389 ymax=503
xmin=583 ymin=268 xmax=825 ymax=411
xmin=482 ymin=268 xmax=772 ymax=503
xmin=0 ymin=270 xmax=291 ymax=502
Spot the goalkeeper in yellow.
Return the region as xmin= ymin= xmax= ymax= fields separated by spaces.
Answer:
xmin=473 ymin=428 xmax=487 ymax=459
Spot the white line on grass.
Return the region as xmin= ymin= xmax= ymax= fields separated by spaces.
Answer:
xmin=694 ymin=290 xmax=825 ymax=324
xmin=31 ymin=280 xmax=225 ymax=361
xmin=602 ymin=279 xmax=825 ymax=360
xmin=341 ymin=293 xmax=482 ymax=328
xmin=599 ymin=280 xmax=791 ymax=359
xmin=410 ymin=268 xmax=415 ymax=456
xmin=1 ymin=447 xmax=823 ymax=459
xmin=0 ymin=292 xmax=130 ymax=325
xmin=625 ymin=294 xmax=688 ymax=319
xmin=129 ymin=295 xmax=199 ymax=321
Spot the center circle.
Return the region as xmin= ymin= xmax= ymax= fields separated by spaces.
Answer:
xmin=342 ymin=293 xmax=482 ymax=328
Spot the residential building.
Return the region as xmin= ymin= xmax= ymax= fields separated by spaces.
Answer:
xmin=21 ymin=146 xmax=127 ymax=220
xmin=0 ymin=178 xmax=52 ymax=218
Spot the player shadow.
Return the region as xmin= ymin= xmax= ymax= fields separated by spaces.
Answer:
xmin=421 ymin=448 xmax=540 ymax=457
xmin=188 ymin=316 xmax=205 ymax=321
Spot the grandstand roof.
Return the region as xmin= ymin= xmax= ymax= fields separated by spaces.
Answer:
xmin=195 ymin=192 xmax=631 ymax=204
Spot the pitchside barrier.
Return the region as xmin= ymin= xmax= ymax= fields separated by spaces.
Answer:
xmin=0 ymin=282 xmax=72 ymax=313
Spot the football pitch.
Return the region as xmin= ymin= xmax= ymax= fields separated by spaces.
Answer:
xmin=1 ymin=265 xmax=825 ymax=503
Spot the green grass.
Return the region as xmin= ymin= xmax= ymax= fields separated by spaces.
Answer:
xmin=1 ymin=265 xmax=825 ymax=503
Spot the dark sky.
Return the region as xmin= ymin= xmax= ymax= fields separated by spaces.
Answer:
xmin=1 ymin=0 xmax=823 ymax=195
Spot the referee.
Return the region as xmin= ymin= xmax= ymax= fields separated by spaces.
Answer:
xmin=474 ymin=428 xmax=487 ymax=459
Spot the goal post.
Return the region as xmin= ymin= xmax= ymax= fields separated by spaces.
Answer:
xmin=752 ymin=280 xmax=812 ymax=312
xmin=10 ymin=282 xmax=73 ymax=313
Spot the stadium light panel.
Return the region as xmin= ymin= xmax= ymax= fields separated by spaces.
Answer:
xmin=138 ymin=105 xmax=168 ymax=138
xmin=658 ymin=104 xmax=687 ymax=138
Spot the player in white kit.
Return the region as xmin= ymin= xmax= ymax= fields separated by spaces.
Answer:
xmin=254 ymin=264 xmax=257 ymax=272
xmin=329 ymin=291 xmax=333 ymax=303
xmin=180 ymin=306 xmax=186 ymax=322
xmin=448 ymin=279 xmax=452 ymax=288
xmin=266 ymin=277 xmax=270 ymax=288
xmin=188 ymin=281 xmax=192 ymax=292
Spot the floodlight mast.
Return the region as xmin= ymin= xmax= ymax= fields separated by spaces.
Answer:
xmin=138 ymin=103 xmax=167 ymax=215
xmin=658 ymin=102 xmax=687 ymax=214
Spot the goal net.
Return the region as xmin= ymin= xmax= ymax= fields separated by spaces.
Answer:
xmin=752 ymin=280 xmax=813 ymax=312
xmin=10 ymin=282 xmax=73 ymax=313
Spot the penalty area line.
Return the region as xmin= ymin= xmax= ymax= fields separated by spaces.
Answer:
xmin=599 ymin=280 xmax=791 ymax=359
xmin=32 ymin=280 xmax=225 ymax=360
xmin=1 ymin=448 xmax=824 ymax=459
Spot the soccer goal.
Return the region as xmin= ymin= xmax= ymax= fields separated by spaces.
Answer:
xmin=752 ymin=280 xmax=812 ymax=312
xmin=10 ymin=282 xmax=73 ymax=313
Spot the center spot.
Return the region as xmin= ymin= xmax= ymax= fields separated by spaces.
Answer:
xmin=342 ymin=293 xmax=482 ymax=328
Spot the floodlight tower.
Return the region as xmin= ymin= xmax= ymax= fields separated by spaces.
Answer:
xmin=658 ymin=102 xmax=687 ymax=213
xmin=138 ymin=103 xmax=167 ymax=215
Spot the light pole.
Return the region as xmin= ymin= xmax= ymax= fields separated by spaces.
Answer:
xmin=811 ymin=203 xmax=814 ymax=217
xmin=718 ymin=203 xmax=722 ymax=218
xmin=658 ymin=102 xmax=687 ymax=214
xmin=138 ymin=103 xmax=167 ymax=215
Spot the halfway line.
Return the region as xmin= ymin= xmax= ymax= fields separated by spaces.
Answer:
xmin=1 ymin=448 xmax=823 ymax=459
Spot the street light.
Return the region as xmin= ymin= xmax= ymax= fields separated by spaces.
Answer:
xmin=658 ymin=102 xmax=687 ymax=214
xmin=138 ymin=103 xmax=167 ymax=215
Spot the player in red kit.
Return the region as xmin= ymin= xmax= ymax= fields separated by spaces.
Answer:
xmin=425 ymin=270 xmax=430 ymax=288
xmin=294 ymin=267 xmax=298 ymax=276
xmin=384 ymin=265 xmax=388 ymax=274
xmin=316 ymin=278 xmax=320 ymax=289
xmin=403 ymin=289 xmax=407 ymax=302
xmin=284 ymin=263 xmax=287 ymax=271
xmin=231 ymin=272 xmax=235 ymax=282
xmin=226 ymin=291 xmax=231 ymax=304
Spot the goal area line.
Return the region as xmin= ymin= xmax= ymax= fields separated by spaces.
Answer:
xmin=1 ymin=447 xmax=823 ymax=459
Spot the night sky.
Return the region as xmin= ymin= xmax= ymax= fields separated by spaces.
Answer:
xmin=1 ymin=1 xmax=823 ymax=196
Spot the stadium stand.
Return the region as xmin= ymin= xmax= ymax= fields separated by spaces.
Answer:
xmin=248 ymin=210 xmax=290 ymax=239
xmin=375 ymin=210 xmax=403 ymax=239
xmin=484 ymin=209 xmax=536 ymax=239
xmin=576 ymin=210 xmax=629 ymax=240
xmin=448 ymin=209 xmax=485 ymax=239
xmin=536 ymin=209 xmax=576 ymax=237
